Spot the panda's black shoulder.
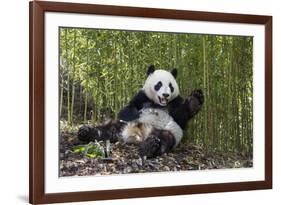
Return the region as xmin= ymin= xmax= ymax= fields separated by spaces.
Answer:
xmin=129 ymin=90 xmax=152 ymax=109
xmin=117 ymin=90 xmax=152 ymax=121
xmin=168 ymin=95 xmax=184 ymax=108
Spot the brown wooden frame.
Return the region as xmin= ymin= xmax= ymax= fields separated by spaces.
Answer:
xmin=29 ymin=1 xmax=272 ymax=204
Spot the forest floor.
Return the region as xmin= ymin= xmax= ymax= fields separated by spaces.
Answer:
xmin=59 ymin=131 xmax=253 ymax=177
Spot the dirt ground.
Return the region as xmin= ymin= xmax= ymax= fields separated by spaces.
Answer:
xmin=59 ymin=131 xmax=253 ymax=177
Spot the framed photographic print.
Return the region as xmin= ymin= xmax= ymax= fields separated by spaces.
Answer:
xmin=29 ymin=1 xmax=272 ymax=204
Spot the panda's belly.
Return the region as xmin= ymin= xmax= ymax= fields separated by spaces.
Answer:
xmin=138 ymin=108 xmax=183 ymax=146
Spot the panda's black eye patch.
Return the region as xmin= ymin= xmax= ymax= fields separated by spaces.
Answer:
xmin=169 ymin=83 xmax=174 ymax=93
xmin=154 ymin=81 xmax=162 ymax=91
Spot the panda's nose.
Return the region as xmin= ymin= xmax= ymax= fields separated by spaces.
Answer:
xmin=162 ymin=93 xmax=170 ymax=98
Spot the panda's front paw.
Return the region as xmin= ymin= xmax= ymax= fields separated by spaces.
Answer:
xmin=185 ymin=89 xmax=204 ymax=118
xmin=139 ymin=136 xmax=161 ymax=158
xmin=190 ymin=89 xmax=204 ymax=105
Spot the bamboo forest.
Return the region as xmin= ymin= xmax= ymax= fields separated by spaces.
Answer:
xmin=59 ymin=27 xmax=253 ymax=176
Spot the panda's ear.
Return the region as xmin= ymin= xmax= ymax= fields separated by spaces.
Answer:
xmin=171 ymin=68 xmax=177 ymax=79
xmin=147 ymin=65 xmax=155 ymax=76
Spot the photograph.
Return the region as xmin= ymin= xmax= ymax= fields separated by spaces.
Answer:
xmin=58 ymin=27 xmax=254 ymax=177
xmin=29 ymin=1 xmax=272 ymax=203
xmin=1 ymin=0 xmax=277 ymax=204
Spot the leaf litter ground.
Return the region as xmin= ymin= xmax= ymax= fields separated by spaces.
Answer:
xmin=59 ymin=131 xmax=253 ymax=177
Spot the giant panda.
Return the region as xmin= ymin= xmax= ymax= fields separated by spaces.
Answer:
xmin=78 ymin=65 xmax=204 ymax=158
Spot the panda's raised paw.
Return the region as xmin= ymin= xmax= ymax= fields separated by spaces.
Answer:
xmin=183 ymin=89 xmax=204 ymax=119
xmin=190 ymin=89 xmax=204 ymax=105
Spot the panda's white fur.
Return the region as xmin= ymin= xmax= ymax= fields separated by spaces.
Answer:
xmin=121 ymin=69 xmax=183 ymax=148
xmin=139 ymin=108 xmax=183 ymax=146
xmin=121 ymin=120 xmax=153 ymax=144
xmin=121 ymin=108 xmax=183 ymax=147
xmin=142 ymin=70 xmax=179 ymax=106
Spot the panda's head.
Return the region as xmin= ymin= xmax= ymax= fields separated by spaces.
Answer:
xmin=143 ymin=65 xmax=179 ymax=106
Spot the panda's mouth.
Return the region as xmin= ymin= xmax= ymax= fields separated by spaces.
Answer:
xmin=158 ymin=96 xmax=168 ymax=106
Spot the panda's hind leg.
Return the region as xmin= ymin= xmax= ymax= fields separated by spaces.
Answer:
xmin=77 ymin=125 xmax=96 ymax=143
xmin=139 ymin=129 xmax=175 ymax=158
xmin=78 ymin=120 xmax=126 ymax=143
